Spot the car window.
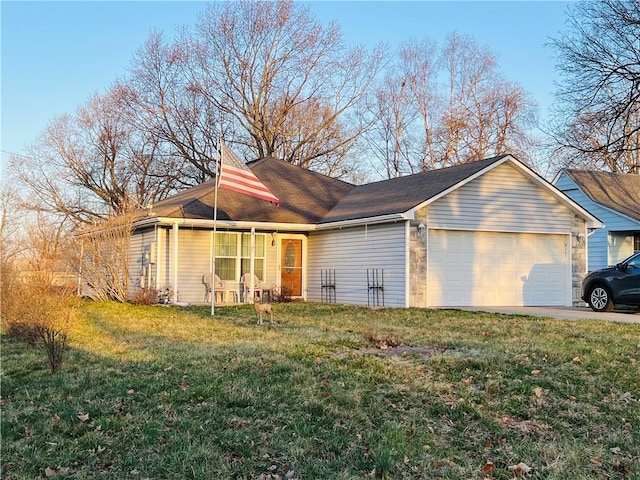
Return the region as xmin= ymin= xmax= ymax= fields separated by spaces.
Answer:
xmin=626 ymin=255 xmax=640 ymax=270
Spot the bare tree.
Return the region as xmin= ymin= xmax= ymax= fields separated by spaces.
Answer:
xmin=127 ymin=32 xmax=222 ymax=184
xmin=550 ymin=0 xmax=640 ymax=173
xmin=73 ymin=212 xmax=134 ymax=303
xmin=13 ymin=85 xmax=182 ymax=223
xmin=184 ymin=0 xmax=384 ymax=173
xmin=366 ymin=34 xmax=536 ymax=178
xmin=0 ymin=183 xmax=26 ymax=264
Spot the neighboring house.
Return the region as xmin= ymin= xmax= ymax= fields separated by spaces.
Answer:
xmin=554 ymin=169 xmax=640 ymax=271
xmin=130 ymin=154 xmax=600 ymax=308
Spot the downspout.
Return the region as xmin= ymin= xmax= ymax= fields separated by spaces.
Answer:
xmin=405 ymin=221 xmax=411 ymax=308
xmin=424 ymin=213 xmax=429 ymax=308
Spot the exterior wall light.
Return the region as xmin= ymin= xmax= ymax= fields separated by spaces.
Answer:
xmin=417 ymin=223 xmax=426 ymax=239
xmin=575 ymin=232 xmax=585 ymax=245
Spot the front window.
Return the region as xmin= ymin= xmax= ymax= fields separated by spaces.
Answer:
xmin=215 ymin=233 xmax=238 ymax=281
xmin=240 ymin=233 xmax=265 ymax=281
xmin=214 ymin=232 xmax=266 ymax=281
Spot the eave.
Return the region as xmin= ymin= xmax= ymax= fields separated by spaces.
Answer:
xmin=133 ymin=216 xmax=316 ymax=232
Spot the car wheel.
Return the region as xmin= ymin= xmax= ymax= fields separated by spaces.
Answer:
xmin=588 ymin=284 xmax=614 ymax=312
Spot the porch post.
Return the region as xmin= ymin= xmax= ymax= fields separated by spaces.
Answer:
xmin=249 ymin=227 xmax=255 ymax=302
xmin=172 ymin=222 xmax=179 ymax=303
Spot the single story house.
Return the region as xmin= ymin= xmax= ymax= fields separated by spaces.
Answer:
xmin=130 ymin=154 xmax=601 ymax=308
xmin=554 ymin=169 xmax=640 ymax=271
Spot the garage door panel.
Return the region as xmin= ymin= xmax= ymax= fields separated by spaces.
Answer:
xmin=428 ymin=230 xmax=569 ymax=307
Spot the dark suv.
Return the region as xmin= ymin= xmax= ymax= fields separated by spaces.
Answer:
xmin=582 ymin=252 xmax=640 ymax=312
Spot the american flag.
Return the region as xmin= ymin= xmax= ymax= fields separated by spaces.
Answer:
xmin=218 ymin=140 xmax=280 ymax=206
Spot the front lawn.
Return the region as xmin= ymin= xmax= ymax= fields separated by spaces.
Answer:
xmin=2 ymin=301 xmax=638 ymax=479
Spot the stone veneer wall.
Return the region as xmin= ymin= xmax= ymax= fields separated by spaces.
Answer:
xmin=408 ymin=212 xmax=428 ymax=307
xmin=571 ymin=214 xmax=588 ymax=306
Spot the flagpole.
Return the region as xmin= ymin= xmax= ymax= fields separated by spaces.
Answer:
xmin=211 ymin=139 xmax=221 ymax=316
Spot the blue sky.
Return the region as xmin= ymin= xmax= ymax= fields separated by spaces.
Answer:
xmin=1 ymin=1 xmax=573 ymax=173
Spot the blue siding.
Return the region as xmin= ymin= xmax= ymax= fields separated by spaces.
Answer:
xmin=555 ymin=172 xmax=640 ymax=270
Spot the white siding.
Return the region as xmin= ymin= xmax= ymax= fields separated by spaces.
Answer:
xmin=308 ymin=223 xmax=407 ymax=307
xmin=430 ymin=163 xmax=574 ymax=234
xmin=128 ymin=228 xmax=158 ymax=298
xmin=176 ymin=229 xmax=211 ymax=303
xmin=555 ymin=172 xmax=640 ymax=270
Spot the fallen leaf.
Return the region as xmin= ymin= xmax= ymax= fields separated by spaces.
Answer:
xmin=480 ymin=460 xmax=495 ymax=474
xmin=53 ymin=414 xmax=61 ymax=422
xmin=590 ymin=457 xmax=602 ymax=466
xmin=95 ymin=445 xmax=106 ymax=454
xmin=567 ymin=395 xmax=577 ymax=401
xmin=531 ymin=370 xmax=542 ymax=376
xmin=610 ymin=446 xmax=622 ymax=454
xmin=508 ymin=462 xmax=532 ymax=475
xmin=571 ymin=356 xmax=581 ymax=364
xmin=77 ymin=412 xmax=89 ymax=422
xmin=612 ymin=460 xmax=630 ymax=474
xmin=127 ymin=389 xmax=135 ymax=395
xmin=45 ymin=466 xmax=57 ymax=477
xmin=533 ymin=387 xmax=543 ymax=398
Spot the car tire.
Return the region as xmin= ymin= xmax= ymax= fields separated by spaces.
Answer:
xmin=587 ymin=284 xmax=614 ymax=312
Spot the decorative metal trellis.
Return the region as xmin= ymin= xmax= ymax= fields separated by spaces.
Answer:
xmin=367 ymin=268 xmax=384 ymax=307
xmin=320 ymin=269 xmax=336 ymax=304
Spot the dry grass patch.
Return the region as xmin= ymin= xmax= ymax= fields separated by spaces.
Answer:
xmin=2 ymin=301 xmax=639 ymax=479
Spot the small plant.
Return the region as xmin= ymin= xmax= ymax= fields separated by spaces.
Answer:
xmin=40 ymin=324 xmax=68 ymax=373
xmin=157 ymin=287 xmax=174 ymax=304
xmin=270 ymin=285 xmax=293 ymax=303
xmin=131 ymin=287 xmax=159 ymax=305
xmin=363 ymin=330 xmax=402 ymax=349
xmin=1 ymin=266 xmax=76 ymax=373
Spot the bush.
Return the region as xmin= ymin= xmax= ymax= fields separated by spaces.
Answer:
xmin=270 ymin=285 xmax=293 ymax=303
xmin=131 ymin=287 xmax=159 ymax=305
xmin=1 ymin=264 xmax=77 ymax=373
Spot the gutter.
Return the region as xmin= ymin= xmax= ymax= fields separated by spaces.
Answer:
xmin=133 ymin=216 xmax=316 ymax=232
xmin=316 ymin=212 xmax=410 ymax=230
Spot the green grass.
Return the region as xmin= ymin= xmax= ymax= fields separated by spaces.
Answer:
xmin=2 ymin=301 xmax=639 ymax=479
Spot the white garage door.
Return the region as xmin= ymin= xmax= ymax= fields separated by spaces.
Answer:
xmin=428 ymin=230 xmax=569 ymax=307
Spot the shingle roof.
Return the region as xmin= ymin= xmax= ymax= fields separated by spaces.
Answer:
xmin=563 ymin=169 xmax=640 ymax=222
xmin=320 ymin=156 xmax=508 ymax=223
xmin=138 ymin=155 xmax=511 ymax=226
xmin=142 ymin=157 xmax=354 ymax=224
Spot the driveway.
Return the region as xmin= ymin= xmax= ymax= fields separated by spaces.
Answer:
xmin=457 ymin=306 xmax=640 ymax=324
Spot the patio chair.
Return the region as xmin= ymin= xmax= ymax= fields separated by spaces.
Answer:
xmin=203 ymin=273 xmax=227 ymax=303
xmin=240 ymin=272 xmax=263 ymax=302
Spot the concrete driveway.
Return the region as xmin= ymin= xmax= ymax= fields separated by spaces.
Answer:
xmin=457 ymin=306 xmax=640 ymax=324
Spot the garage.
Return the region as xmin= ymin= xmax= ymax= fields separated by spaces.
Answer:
xmin=427 ymin=229 xmax=570 ymax=307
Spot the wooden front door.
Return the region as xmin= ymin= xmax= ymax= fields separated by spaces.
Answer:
xmin=281 ymin=239 xmax=302 ymax=297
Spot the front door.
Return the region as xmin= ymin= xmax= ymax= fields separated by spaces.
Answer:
xmin=281 ymin=239 xmax=302 ymax=296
